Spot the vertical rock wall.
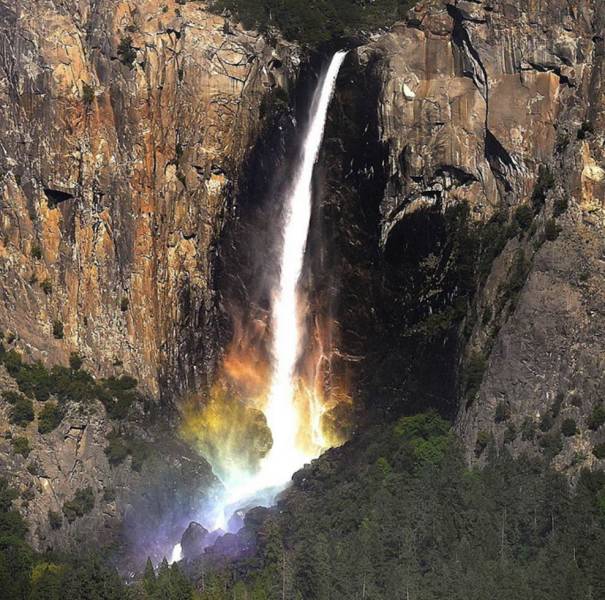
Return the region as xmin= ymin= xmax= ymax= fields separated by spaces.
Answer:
xmin=0 ymin=0 xmax=300 ymax=398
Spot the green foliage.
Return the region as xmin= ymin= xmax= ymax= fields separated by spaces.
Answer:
xmin=0 ymin=478 xmax=32 ymax=598
xmin=531 ymin=165 xmax=555 ymax=210
xmin=539 ymin=430 xmax=563 ymax=457
xmin=153 ymin=559 xmax=192 ymax=600
xmin=41 ymin=279 xmax=52 ymax=295
xmin=0 ymin=348 xmax=140 ymax=420
xmin=211 ymin=0 xmax=414 ymax=45
xmin=68 ymin=352 xmax=83 ymax=370
xmin=202 ymin=416 xmax=605 ymax=600
xmin=553 ymin=197 xmax=569 ymax=217
xmin=2 ymin=390 xmax=24 ymax=405
xmin=475 ymin=430 xmax=490 ymax=456
xmin=52 ymin=320 xmax=64 ymax=340
xmin=105 ymin=431 xmax=150 ymax=471
xmin=62 ymin=487 xmax=95 ymax=523
xmin=503 ymin=424 xmax=516 ymax=444
xmin=588 ymin=404 xmax=605 ymax=431
xmin=31 ymin=244 xmax=42 ymax=260
xmin=38 ymin=402 xmax=64 ymax=434
xmin=104 ymin=432 xmax=129 ymax=466
xmin=593 ymin=444 xmax=605 ymax=460
xmin=545 ymin=218 xmax=561 ymax=241
xmin=0 ymin=487 xmax=141 ymax=600
xmin=395 ymin=412 xmax=452 ymax=466
xmin=118 ymin=35 xmax=137 ymax=67
xmin=10 ymin=396 xmax=34 ymax=427
xmin=464 ymin=351 xmax=487 ymax=400
xmin=540 ymin=412 xmax=554 ymax=432
xmin=577 ymin=121 xmax=594 ymax=140
xmin=11 ymin=436 xmax=31 ymax=457
xmin=48 ymin=510 xmax=62 ymax=530
xmin=521 ymin=417 xmax=536 ymax=441
xmin=30 ymin=562 xmax=64 ymax=598
xmin=514 ymin=204 xmax=533 ymax=230
xmin=494 ymin=401 xmax=510 ymax=423
xmin=503 ymin=249 xmax=529 ymax=304
xmin=82 ymin=82 xmax=95 ymax=105
xmin=479 ymin=210 xmax=509 ymax=269
xmin=561 ymin=418 xmax=577 ymax=437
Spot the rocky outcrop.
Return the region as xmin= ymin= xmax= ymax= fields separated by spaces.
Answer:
xmin=327 ymin=0 xmax=605 ymax=469
xmin=181 ymin=520 xmax=208 ymax=560
xmin=0 ymin=362 xmax=218 ymax=560
xmin=0 ymin=0 xmax=306 ymax=558
xmin=2 ymin=0 xmax=605 ymax=561
xmin=319 ymin=0 xmax=605 ymax=470
xmin=0 ymin=0 xmax=300 ymax=399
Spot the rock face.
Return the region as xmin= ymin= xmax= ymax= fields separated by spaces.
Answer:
xmin=181 ymin=521 xmax=208 ymax=560
xmin=0 ymin=369 xmax=217 ymax=560
xmin=317 ymin=0 xmax=604 ymax=470
xmin=0 ymin=0 xmax=299 ymax=398
xmin=0 ymin=0 xmax=302 ymax=556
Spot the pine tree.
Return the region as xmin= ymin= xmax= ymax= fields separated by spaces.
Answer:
xmin=143 ymin=558 xmax=156 ymax=597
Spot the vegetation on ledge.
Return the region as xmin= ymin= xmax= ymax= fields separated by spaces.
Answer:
xmin=0 ymin=345 xmax=141 ymax=421
xmin=211 ymin=0 xmax=415 ymax=45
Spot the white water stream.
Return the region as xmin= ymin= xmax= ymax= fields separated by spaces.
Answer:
xmin=171 ymin=52 xmax=347 ymax=556
xmin=213 ymin=52 xmax=348 ymax=521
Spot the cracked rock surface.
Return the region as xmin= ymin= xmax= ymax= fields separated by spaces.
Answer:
xmin=0 ymin=0 xmax=299 ymax=399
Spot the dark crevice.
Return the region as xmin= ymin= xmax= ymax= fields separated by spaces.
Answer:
xmin=526 ymin=62 xmax=573 ymax=86
xmin=44 ymin=187 xmax=74 ymax=207
xmin=434 ymin=166 xmax=478 ymax=187
xmin=485 ymin=130 xmax=514 ymax=193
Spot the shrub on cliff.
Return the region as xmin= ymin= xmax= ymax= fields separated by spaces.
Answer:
xmin=41 ymin=279 xmax=52 ymax=295
xmin=11 ymin=436 xmax=31 ymax=457
xmin=588 ymin=404 xmax=605 ymax=431
xmin=561 ymin=418 xmax=577 ymax=437
xmin=118 ymin=36 xmax=137 ymax=67
xmin=495 ymin=401 xmax=510 ymax=423
xmin=52 ymin=320 xmax=64 ymax=340
xmin=2 ymin=390 xmax=25 ymax=404
xmin=553 ymin=197 xmax=569 ymax=217
xmin=545 ymin=218 xmax=561 ymax=241
xmin=531 ymin=165 xmax=555 ymax=210
xmin=38 ymin=403 xmax=64 ymax=434
xmin=10 ymin=396 xmax=34 ymax=427
xmin=514 ymin=204 xmax=533 ymax=230
xmin=0 ymin=478 xmax=32 ymax=598
xmin=68 ymin=352 xmax=83 ymax=370
xmin=475 ymin=430 xmax=491 ymax=456
xmin=62 ymin=487 xmax=95 ymax=522
xmin=464 ymin=351 xmax=487 ymax=401
xmin=105 ymin=433 xmax=129 ymax=466
xmin=0 ymin=348 xmax=141 ymax=420
xmin=48 ymin=510 xmax=63 ymax=530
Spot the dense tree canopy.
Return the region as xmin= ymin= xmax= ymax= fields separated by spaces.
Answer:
xmin=197 ymin=412 xmax=605 ymax=599
xmin=211 ymin=0 xmax=415 ymax=45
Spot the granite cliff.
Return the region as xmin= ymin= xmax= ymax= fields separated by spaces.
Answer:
xmin=314 ymin=0 xmax=605 ymax=472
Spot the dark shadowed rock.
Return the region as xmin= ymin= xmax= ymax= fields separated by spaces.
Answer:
xmin=181 ymin=521 xmax=209 ymax=561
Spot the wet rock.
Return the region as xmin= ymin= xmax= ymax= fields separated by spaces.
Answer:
xmin=181 ymin=521 xmax=209 ymax=560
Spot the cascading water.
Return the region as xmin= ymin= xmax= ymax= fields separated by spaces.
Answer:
xmin=209 ymin=51 xmax=348 ymax=529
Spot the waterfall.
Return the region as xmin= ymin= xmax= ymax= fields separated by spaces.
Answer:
xmin=259 ymin=50 xmax=348 ymax=488
xmin=183 ymin=52 xmax=348 ymax=541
